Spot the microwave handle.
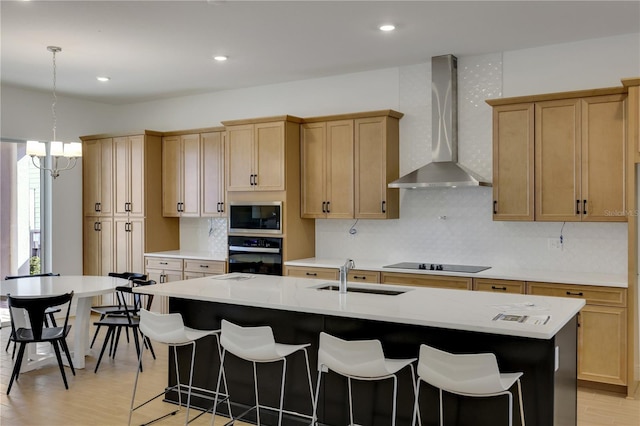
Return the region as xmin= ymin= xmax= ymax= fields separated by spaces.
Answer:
xmin=229 ymin=246 xmax=280 ymax=254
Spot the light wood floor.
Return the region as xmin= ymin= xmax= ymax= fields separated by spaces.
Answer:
xmin=1 ymin=316 xmax=639 ymax=426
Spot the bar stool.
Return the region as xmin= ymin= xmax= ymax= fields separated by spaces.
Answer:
xmin=412 ymin=344 xmax=525 ymax=426
xmin=129 ymin=309 xmax=231 ymax=426
xmin=312 ymin=332 xmax=418 ymax=426
xmin=211 ymin=319 xmax=314 ymax=426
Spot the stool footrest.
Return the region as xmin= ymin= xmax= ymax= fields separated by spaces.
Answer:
xmin=224 ymin=403 xmax=314 ymax=426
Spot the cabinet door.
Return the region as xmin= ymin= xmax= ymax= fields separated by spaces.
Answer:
xmin=285 ymin=266 xmax=338 ymax=280
xmin=128 ymin=135 xmax=145 ymax=216
xmin=83 ymin=216 xmax=113 ymax=276
xmin=181 ymin=134 xmax=201 ymax=217
xmin=128 ymin=218 xmax=145 ymax=275
xmin=201 ymin=131 xmax=226 ymax=217
xmin=301 ymin=122 xmax=327 ymax=218
xmin=492 ymin=104 xmax=534 ymax=221
xmin=254 ymin=121 xmax=285 ymax=191
xmin=581 ymin=95 xmax=626 ymax=221
xmin=474 ymin=278 xmax=525 ymax=294
xmin=355 ymin=116 xmax=397 ymax=219
xmin=83 ymin=138 xmax=113 ymax=216
xmin=226 ymin=124 xmax=255 ymax=191
xmin=327 ymin=120 xmax=354 ymax=218
xmin=381 ymin=272 xmax=472 ymax=290
xmin=162 ymin=136 xmax=181 ymax=217
xmin=114 ymin=218 xmax=130 ymax=274
xmin=578 ymin=305 xmax=627 ymax=385
xmin=535 ymin=99 xmax=581 ymax=221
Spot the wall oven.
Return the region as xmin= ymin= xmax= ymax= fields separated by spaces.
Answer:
xmin=228 ymin=236 xmax=283 ymax=276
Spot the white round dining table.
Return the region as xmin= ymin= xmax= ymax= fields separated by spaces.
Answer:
xmin=1 ymin=275 xmax=127 ymax=370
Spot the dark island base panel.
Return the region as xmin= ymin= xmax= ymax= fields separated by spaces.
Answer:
xmin=167 ymin=298 xmax=578 ymax=426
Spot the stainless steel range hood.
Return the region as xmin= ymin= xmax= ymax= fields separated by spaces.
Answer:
xmin=388 ymin=55 xmax=491 ymax=189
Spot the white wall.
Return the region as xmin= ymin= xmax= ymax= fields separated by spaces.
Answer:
xmin=1 ymin=33 xmax=638 ymax=275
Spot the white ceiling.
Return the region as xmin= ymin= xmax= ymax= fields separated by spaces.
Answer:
xmin=2 ymin=0 xmax=639 ymax=105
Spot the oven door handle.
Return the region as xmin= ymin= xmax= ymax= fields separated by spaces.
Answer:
xmin=229 ymin=246 xmax=281 ymax=254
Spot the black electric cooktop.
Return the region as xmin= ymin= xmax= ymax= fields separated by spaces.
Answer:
xmin=383 ymin=262 xmax=491 ymax=273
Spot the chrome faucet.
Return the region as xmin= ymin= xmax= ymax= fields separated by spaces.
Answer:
xmin=339 ymin=259 xmax=355 ymax=294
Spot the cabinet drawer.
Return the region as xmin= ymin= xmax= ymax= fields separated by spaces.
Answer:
xmin=184 ymin=259 xmax=225 ymax=274
xmin=348 ymin=270 xmax=380 ymax=283
xmin=285 ymin=266 xmax=338 ymax=280
xmin=145 ymin=257 xmax=183 ymax=271
xmin=527 ymin=282 xmax=626 ymax=307
xmin=381 ymin=272 xmax=472 ymax=290
xmin=474 ymin=278 xmax=525 ymax=294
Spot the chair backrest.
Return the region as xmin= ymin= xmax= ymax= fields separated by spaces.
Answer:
xmin=139 ymin=309 xmax=192 ymax=345
xmin=318 ymin=332 xmax=389 ymax=378
xmin=115 ymin=279 xmax=156 ymax=322
xmin=5 ymin=273 xmax=61 ymax=280
xmin=7 ymin=292 xmax=74 ymax=341
xmin=108 ymin=272 xmax=147 ymax=281
xmin=417 ymin=344 xmax=505 ymax=394
xmin=220 ymin=319 xmax=280 ymax=361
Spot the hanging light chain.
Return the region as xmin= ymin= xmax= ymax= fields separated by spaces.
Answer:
xmin=48 ymin=46 xmax=61 ymax=142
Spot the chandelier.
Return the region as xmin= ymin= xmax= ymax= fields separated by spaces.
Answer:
xmin=26 ymin=46 xmax=82 ymax=179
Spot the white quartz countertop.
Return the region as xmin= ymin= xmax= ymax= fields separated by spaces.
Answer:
xmin=135 ymin=273 xmax=585 ymax=340
xmin=144 ymin=250 xmax=227 ymax=262
xmin=284 ymin=258 xmax=627 ymax=288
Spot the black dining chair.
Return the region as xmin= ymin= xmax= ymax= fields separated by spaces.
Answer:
xmin=94 ymin=279 xmax=156 ymax=373
xmin=6 ymin=291 xmax=75 ymax=395
xmin=4 ymin=273 xmax=62 ymax=357
xmin=89 ymin=272 xmax=147 ymax=348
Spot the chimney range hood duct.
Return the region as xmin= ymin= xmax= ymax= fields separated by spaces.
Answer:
xmin=388 ymin=54 xmax=491 ymax=189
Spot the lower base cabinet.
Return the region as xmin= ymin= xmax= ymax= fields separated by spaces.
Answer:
xmin=381 ymin=272 xmax=472 ymax=290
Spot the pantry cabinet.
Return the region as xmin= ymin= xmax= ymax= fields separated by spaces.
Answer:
xmin=224 ymin=117 xmax=302 ymax=192
xmin=301 ymin=120 xmax=354 ymax=218
xmin=300 ymin=110 xmax=402 ymax=219
xmin=162 ymin=133 xmax=200 ymax=217
xmin=81 ymin=131 xmax=179 ymax=285
xmin=487 ymin=88 xmax=627 ymax=222
xmin=527 ymin=281 xmax=627 ymax=385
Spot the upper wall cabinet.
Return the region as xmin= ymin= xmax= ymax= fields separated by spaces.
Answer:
xmin=622 ymin=79 xmax=640 ymax=163
xmin=223 ymin=116 xmax=302 ymax=192
xmin=301 ymin=110 xmax=402 ymax=220
xmin=162 ymin=133 xmax=200 ymax=217
xmin=488 ymin=87 xmax=627 ymax=222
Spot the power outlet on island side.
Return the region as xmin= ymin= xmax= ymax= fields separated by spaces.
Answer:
xmin=547 ymin=238 xmax=563 ymax=251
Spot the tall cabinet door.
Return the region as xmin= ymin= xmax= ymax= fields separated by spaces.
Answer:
xmin=201 ymin=131 xmax=226 ymax=217
xmin=254 ymin=121 xmax=285 ymax=191
xmin=114 ymin=217 xmax=145 ymax=274
xmin=226 ymin=125 xmax=255 ymax=191
xmin=162 ymin=136 xmax=181 ymax=217
xmin=326 ymin=120 xmax=354 ymax=218
xmin=82 ymin=138 xmax=113 ymax=216
xmin=492 ymin=103 xmax=534 ymax=221
xmin=114 ymin=135 xmax=145 ymax=216
xmin=535 ymin=99 xmax=581 ymax=221
xmin=181 ymin=134 xmax=201 ymax=217
xmin=83 ymin=216 xmax=113 ymax=276
xmin=581 ymin=94 xmax=626 ymax=221
xmin=301 ymin=122 xmax=327 ymax=218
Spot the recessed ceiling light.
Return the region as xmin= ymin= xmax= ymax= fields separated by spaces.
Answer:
xmin=213 ymin=55 xmax=228 ymax=62
xmin=96 ymin=76 xmax=110 ymax=82
xmin=379 ymin=24 xmax=396 ymax=32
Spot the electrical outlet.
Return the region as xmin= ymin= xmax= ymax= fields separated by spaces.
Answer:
xmin=548 ymin=238 xmax=563 ymax=250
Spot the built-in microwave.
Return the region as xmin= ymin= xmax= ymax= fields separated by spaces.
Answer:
xmin=228 ymin=202 xmax=282 ymax=235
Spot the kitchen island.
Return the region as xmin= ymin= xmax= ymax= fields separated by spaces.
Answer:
xmin=135 ymin=273 xmax=585 ymax=426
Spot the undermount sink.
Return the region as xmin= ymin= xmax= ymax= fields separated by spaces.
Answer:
xmin=315 ymin=284 xmax=408 ymax=296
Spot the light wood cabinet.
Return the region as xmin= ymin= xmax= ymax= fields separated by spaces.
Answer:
xmin=285 ymin=266 xmax=339 ymax=280
xmin=183 ymin=259 xmax=226 ymax=279
xmin=354 ymin=115 xmax=400 ymax=219
xmin=201 ymin=131 xmax=226 ymax=217
xmin=162 ymin=134 xmax=200 ymax=217
xmin=114 ymin=135 xmax=146 ymax=217
xmin=144 ymin=257 xmax=183 ymax=314
xmin=81 ymin=131 xmax=180 ymax=281
xmin=473 ymin=278 xmax=525 ymax=294
xmin=381 ymin=272 xmax=472 ymax=290
xmin=225 ymin=120 xmax=294 ymax=192
xmin=527 ymin=281 xmax=627 ymax=385
xmin=487 ymin=89 xmax=626 ymax=222
xmin=300 ymin=110 xmax=402 ymax=219
xmin=82 ymin=138 xmax=113 ymax=216
xmin=301 ymin=120 xmax=354 ymax=218
xmin=491 ymin=104 xmax=534 ymax=220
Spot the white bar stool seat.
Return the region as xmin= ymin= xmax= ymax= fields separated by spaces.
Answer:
xmin=313 ymin=332 xmax=419 ymax=426
xmin=412 ymin=344 xmax=525 ymax=426
xmin=211 ymin=319 xmax=314 ymax=426
xmin=129 ymin=309 xmax=230 ymax=426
